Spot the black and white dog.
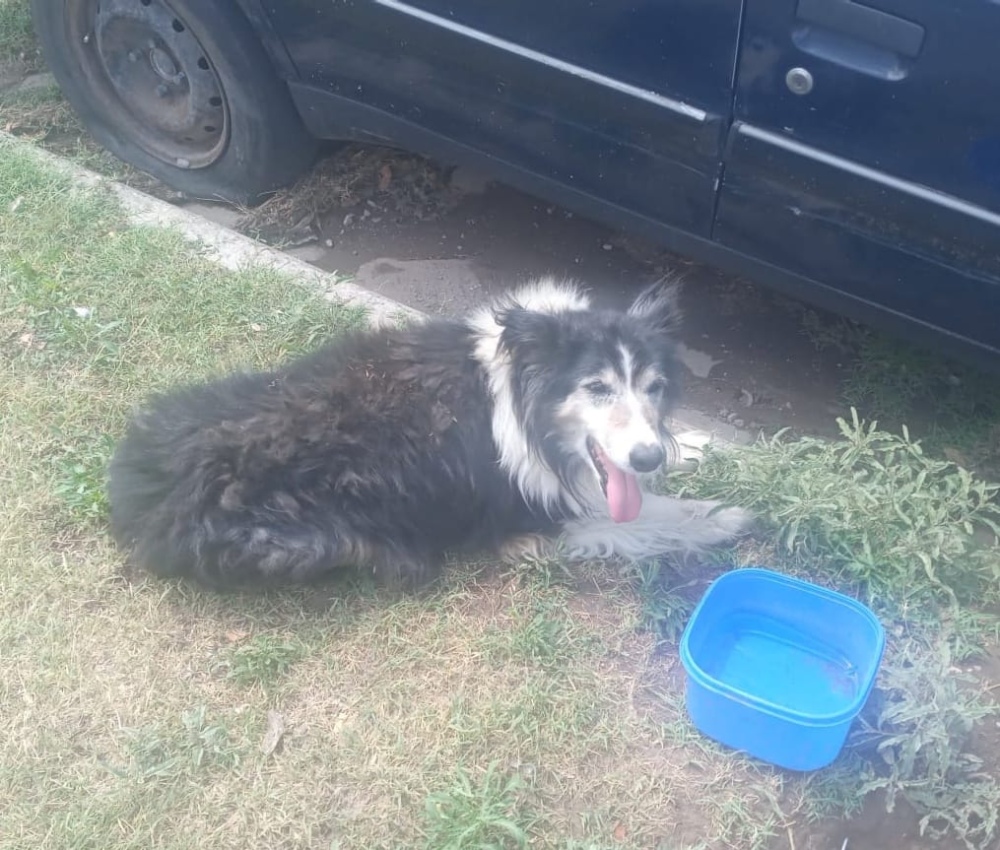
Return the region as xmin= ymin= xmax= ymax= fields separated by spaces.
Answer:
xmin=108 ymin=278 xmax=750 ymax=590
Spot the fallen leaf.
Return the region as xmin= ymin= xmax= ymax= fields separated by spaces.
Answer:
xmin=224 ymin=629 xmax=249 ymax=643
xmin=260 ymin=710 xmax=286 ymax=756
xmin=378 ymin=163 xmax=392 ymax=191
xmin=612 ymin=822 xmax=627 ymax=842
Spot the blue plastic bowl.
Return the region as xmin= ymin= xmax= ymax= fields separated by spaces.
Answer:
xmin=679 ymin=568 xmax=885 ymax=771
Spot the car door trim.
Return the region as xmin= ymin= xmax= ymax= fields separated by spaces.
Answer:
xmin=373 ymin=0 xmax=708 ymax=122
xmin=737 ymin=123 xmax=1000 ymax=227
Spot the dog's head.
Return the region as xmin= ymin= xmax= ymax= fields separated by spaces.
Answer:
xmin=496 ymin=280 xmax=683 ymax=522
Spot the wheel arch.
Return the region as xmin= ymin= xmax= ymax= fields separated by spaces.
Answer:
xmin=229 ymin=0 xmax=301 ymax=83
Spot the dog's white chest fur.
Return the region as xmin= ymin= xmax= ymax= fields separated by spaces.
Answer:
xmin=467 ymin=278 xmax=597 ymax=516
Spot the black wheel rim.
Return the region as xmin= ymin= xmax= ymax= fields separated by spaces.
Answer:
xmin=69 ymin=0 xmax=230 ymax=170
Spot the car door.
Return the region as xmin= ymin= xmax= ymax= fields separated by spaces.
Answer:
xmin=715 ymin=0 xmax=1000 ymax=360
xmin=266 ymin=0 xmax=743 ymax=236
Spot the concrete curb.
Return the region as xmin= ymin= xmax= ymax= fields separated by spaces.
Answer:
xmin=6 ymin=133 xmax=421 ymax=328
xmin=6 ymin=134 xmax=746 ymax=450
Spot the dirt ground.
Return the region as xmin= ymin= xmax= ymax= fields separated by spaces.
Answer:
xmin=184 ymin=145 xmax=853 ymax=446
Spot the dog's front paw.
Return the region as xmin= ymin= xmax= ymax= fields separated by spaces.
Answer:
xmin=687 ymin=500 xmax=754 ymax=545
xmin=710 ymin=505 xmax=754 ymax=541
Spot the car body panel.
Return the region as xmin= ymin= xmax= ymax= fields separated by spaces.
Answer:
xmin=254 ymin=0 xmax=1000 ymax=363
xmin=716 ymin=0 xmax=1000 ymax=358
xmin=264 ymin=0 xmax=743 ymax=235
xmin=730 ymin=0 xmax=1000 ymax=212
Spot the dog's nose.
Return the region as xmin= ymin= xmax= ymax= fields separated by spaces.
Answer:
xmin=629 ymin=443 xmax=666 ymax=473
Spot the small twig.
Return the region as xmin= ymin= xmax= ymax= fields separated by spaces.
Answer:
xmin=841 ymin=838 xmax=850 ymax=850
xmin=786 ymin=826 xmax=795 ymax=850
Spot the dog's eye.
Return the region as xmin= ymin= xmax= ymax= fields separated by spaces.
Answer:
xmin=647 ymin=378 xmax=668 ymax=395
xmin=584 ymin=380 xmax=613 ymax=397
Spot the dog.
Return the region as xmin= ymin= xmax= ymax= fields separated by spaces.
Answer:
xmin=108 ymin=277 xmax=750 ymax=590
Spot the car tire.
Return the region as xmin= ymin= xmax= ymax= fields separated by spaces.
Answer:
xmin=31 ymin=0 xmax=319 ymax=203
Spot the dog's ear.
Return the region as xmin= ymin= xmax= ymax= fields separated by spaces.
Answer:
xmin=495 ymin=307 xmax=562 ymax=355
xmin=627 ymin=278 xmax=682 ymax=335
xmin=495 ymin=307 xmax=564 ymax=426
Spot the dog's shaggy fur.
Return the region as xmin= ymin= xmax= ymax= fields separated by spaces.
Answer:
xmin=108 ymin=278 xmax=750 ymax=590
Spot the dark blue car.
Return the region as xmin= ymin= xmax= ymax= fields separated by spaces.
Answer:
xmin=33 ymin=0 xmax=1000 ymax=366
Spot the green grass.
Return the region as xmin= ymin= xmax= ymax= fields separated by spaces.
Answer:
xmin=423 ymin=762 xmax=533 ymax=850
xmin=104 ymin=705 xmax=245 ymax=782
xmin=799 ymin=309 xmax=1000 ymax=475
xmin=669 ymin=410 xmax=1000 ymax=618
xmin=625 ymin=559 xmax=698 ymax=643
xmin=51 ymin=429 xmax=116 ymax=523
xmin=3 ymin=133 xmax=1000 ymax=850
xmin=478 ymin=591 xmax=601 ymax=670
xmin=219 ymin=634 xmax=309 ymax=688
xmin=0 ymin=0 xmax=35 ymax=66
xmin=856 ymin=635 xmax=1000 ymax=849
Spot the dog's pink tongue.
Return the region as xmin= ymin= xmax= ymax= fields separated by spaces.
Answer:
xmin=606 ymin=463 xmax=642 ymax=523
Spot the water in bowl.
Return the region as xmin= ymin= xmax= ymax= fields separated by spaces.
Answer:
xmin=699 ymin=612 xmax=861 ymax=717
